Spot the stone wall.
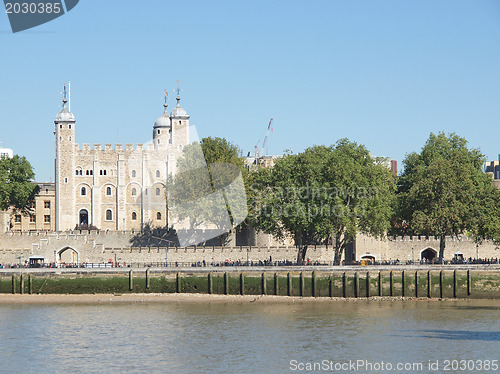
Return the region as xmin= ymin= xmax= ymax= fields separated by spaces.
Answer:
xmin=0 ymin=229 xmax=498 ymax=266
xmin=356 ymin=234 xmax=499 ymax=262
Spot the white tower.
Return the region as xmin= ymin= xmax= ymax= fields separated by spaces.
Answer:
xmin=54 ymin=83 xmax=76 ymax=231
xmin=153 ymin=91 xmax=172 ymax=149
xmin=170 ymin=94 xmax=190 ymax=146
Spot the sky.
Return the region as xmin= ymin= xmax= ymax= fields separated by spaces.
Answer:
xmin=1 ymin=0 xmax=499 ymax=182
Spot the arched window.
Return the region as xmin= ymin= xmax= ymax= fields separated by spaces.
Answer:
xmin=132 ymin=212 xmax=137 ymax=220
xmin=132 ymin=170 xmax=136 ymax=178
xmin=81 ymin=187 xmax=86 ymax=196
xmin=106 ymin=209 xmax=113 ymax=221
xmin=156 ymin=212 xmax=161 ymax=220
xmin=132 ymin=188 xmax=136 ymax=196
xmin=106 ymin=186 xmax=112 ymax=196
xmin=156 ymin=188 xmax=160 ymax=196
xmin=156 ymin=170 xmax=160 ymax=178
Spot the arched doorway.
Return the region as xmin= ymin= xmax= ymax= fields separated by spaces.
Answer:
xmin=79 ymin=209 xmax=88 ymax=226
xmin=361 ymin=255 xmax=376 ymax=265
xmin=421 ymin=248 xmax=437 ymax=262
xmin=57 ymin=247 xmax=79 ymax=265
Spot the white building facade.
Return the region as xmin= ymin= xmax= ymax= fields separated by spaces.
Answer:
xmin=54 ymin=87 xmax=190 ymax=231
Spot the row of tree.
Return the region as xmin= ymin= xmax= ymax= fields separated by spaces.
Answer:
xmin=3 ymin=133 xmax=499 ymax=264
xmin=176 ymin=133 xmax=500 ymax=263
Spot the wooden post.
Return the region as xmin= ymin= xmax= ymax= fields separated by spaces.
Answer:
xmin=11 ymin=275 xmax=15 ymax=294
xmin=208 ymin=273 xmax=213 ymax=294
xmin=312 ymin=271 xmax=317 ymax=297
xmin=328 ymin=276 xmax=333 ymax=298
xmin=274 ymin=273 xmax=278 ymax=295
xmin=145 ymin=268 xmax=150 ymax=290
xmin=415 ymin=271 xmax=418 ymax=298
xmin=389 ymin=271 xmax=393 ymax=297
xmin=177 ymin=272 xmax=182 ymax=293
xmin=261 ymin=273 xmax=266 ymax=295
xmin=129 ymin=269 xmax=133 ymax=291
xmin=28 ymin=274 xmax=32 ymax=295
xmin=439 ymin=270 xmax=443 ymax=299
xmin=287 ymin=272 xmax=292 ymax=296
xmin=300 ymin=272 xmax=304 ymax=297
xmin=354 ymin=272 xmax=359 ymax=298
xmin=366 ymin=272 xmax=370 ymax=298
xmin=427 ymin=270 xmax=431 ymax=298
xmin=467 ymin=269 xmax=471 ymax=296
xmin=378 ymin=271 xmax=382 ymax=297
xmin=20 ymin=274 xmax=24 ymax=295
xmin=224 ymin=272 xmax=228 ymax=295
xmin=342 ymin=272 xmax=346 ymax=298
xmin=402 ymin=270 xmax=405 ymax=297
xmin=453 ymin=269 xmax=457 ymax=298
xmin=240 ymin=273 xmax=244 ymax=296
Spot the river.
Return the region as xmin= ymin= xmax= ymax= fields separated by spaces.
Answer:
xmin=0 ymin=298 xmax=498 ymax=373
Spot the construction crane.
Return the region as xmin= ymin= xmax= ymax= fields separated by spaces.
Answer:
xmin=254 ymin=118 xmax=273 ymax=159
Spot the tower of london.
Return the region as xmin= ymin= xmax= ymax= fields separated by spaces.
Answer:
xmin=54 ymin=86 xmax=190 ymax=232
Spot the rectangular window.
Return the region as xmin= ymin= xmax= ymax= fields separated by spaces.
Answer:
xmin=15 ymin=215 xmax=21 ymax=223
xmin=30 ymin=214 xmax=36 ymax=223
xmin=44 ymin=201 xmax=50 ymax=209
xmin=44 ymin=215 xmax=51 ymax=223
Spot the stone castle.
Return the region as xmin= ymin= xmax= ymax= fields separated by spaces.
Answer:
xmin=0 ymin=85 xmax=498 ymax=266
xmin=54 ymin=85 xmax=189 ymax=232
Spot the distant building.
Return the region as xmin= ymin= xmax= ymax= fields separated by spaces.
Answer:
xmin=0 ymin=147 xmax=13 ymax=159
xmin=10 ymin=182 xmax=56 ymax=232
xmin=244 ymin=155 xmax=282 ymax=170
xmin=484 ymin=154 xmax=500 ymax=189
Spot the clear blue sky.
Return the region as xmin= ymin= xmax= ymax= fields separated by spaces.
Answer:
xmin=1 ymin=0 xmax=499 ymax=182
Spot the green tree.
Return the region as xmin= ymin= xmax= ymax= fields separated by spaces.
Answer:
xmin=397 ymin=132 xmax=500 ymax=260
xmin=250 ymin=140 xmax=395 ymax=264
xmin=0 ymin=155 xmax=39 ymax=213
xmin=167 ymin=137 xmax=248 ymax=245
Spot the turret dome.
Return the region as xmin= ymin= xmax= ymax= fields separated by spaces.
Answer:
xmin=55 ymin=98 xmax=75 ymax=122
xmin=170 ymin=96 xmax=189 ymax=118
xmin=154 ymin=102 xmax=171 ymax=129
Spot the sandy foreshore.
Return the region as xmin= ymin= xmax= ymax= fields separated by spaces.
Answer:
xmin=0 ymin=293 xmax=464 ymax=304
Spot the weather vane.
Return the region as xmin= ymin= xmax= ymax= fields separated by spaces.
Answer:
xmin=174 ymin=80 xmax=182 ymax=97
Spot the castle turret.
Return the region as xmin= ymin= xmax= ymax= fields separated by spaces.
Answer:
xmin=170 ymin=94 xmax=189 ymax=146
xmin=153 ymin=91 xmax=172 ymax=149
xmin=54 ymin=83 xmax=76 ymax=231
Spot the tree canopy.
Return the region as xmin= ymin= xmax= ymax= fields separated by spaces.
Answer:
xmin=250 ymin=139 xmax=395 ymax=264
xmin=0 ymin=155 xmax=39 ymax=213
xmin=396 ymin=132 xmax=500 ymax=260
xmin=167 ymin=137 xmax=248 ymax=245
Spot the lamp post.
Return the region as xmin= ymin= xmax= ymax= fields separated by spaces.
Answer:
xmin=412 ymin=247 xmax=414 ymax=265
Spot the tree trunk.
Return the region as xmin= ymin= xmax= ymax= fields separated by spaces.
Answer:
xmin=296 ymin=245 xmax=307 ymax=265
xmin=334 ymin=233 xmax=343 ymax=265
xmin=439 ymin=235 xmax=446 ymax=262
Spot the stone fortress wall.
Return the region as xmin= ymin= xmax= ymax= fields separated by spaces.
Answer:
xmin=0 ymin=210 xmax=497 ymax=266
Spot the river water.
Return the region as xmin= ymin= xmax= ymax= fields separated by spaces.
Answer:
xmin=0 ymin=298 xmax=499 ymax=373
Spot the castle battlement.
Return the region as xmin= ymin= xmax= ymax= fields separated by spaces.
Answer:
xmin=389 ymin=235 xmax=473 ymax=242
xmin=75 ymin=143 xmax=165 ymax=153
